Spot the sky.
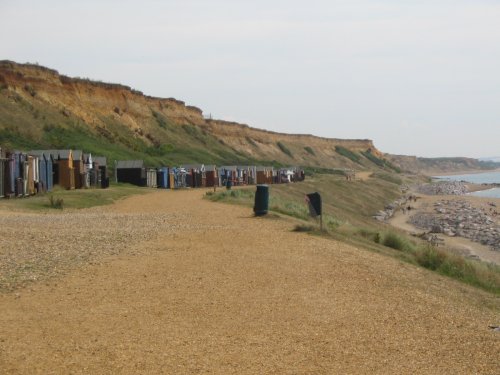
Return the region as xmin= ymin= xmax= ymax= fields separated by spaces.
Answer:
xmin=1 ymin=0 xmax=499 ymax=158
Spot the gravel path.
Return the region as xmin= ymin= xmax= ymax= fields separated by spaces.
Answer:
xmin=1 ymin=189 xmax=499 ymax=374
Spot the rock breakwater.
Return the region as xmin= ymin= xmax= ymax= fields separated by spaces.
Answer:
xmin=410 ymin=200 xmax=500 ymax=251
xmin=417 ymin=181 xmax=469 ymax=195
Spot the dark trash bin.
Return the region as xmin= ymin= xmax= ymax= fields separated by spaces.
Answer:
xmin=254 ymin=184 xmax=269 ymax=216
xmin=226 ymin=179 xmax=232 ymax=190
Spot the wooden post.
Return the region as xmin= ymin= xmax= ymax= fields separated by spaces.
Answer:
xmin=320 ymin=214 xmax=323 ymax=231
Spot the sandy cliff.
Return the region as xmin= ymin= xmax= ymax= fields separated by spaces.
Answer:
xmin=0 ymin=60 xmax=381 ymax=168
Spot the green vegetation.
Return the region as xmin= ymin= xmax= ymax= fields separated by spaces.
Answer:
xmin=377 ymin=231 xmax=500 ymax=293
xmin=361 ymin=150 xmax=401 ymax=173
xmin=304 ymin=146 xmax=315 ymax=156
xmin=382 ymin=231 xmax=414 ymax=251
xmin=0 ymin=183 xmax=146 ymax=211
xmin=152 ymin=110 xmax=169 ymax=129
xmin=277 ymin=141 xmax=293 ymax=158
xmin=335 ymin=146 xmax=361 ymax=163
xmin=205 ymin=173 xmax=500 ymax=294
xmin=48 ymin=195 xmax=64 ymax=209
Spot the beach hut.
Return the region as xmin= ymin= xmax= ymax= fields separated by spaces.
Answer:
xmin=236 ymin=166 xmax=257 ymax=185
xmin=181 ymin=164 xmax=206 ymax=188
xmin=72 ymin=150 xmax=87 ymax=189
xmin=56 ymin=150 xmax=76 ymax=190
xmin=31 ymin=151 xmax=45 ymax=193
xmin=256 ymin=166 xmax=273 ymax=184
xmin=157 ymin=167 xmax=169 ymax=189
xmin=3 ymin=151 xmax=15 ymax=197
xmin=92 ymin=156 xmax=108 ymax=188
xmin=11 ymin=151 xmax=27 ymax=196
xmin=146 ymin=168 xmax=157 ymax=188
xmin=204 ymin=165 xmax=218 ymax=187
xmin=0 ymin=148 xmax=6 ymax=198
xmin=26 ymin=154 xmax=36 ymax=195
xmin=28 ymin=150 xmax=55 ymax=192
xmin=219 ymin=166 xmax=238 ymax=187
xmin=169 ymin=167 xmax=188 ymax=189
xmin=116 ymin=160 xmax=146 ymax=186
xmin=83 ymin=153 xmax=93 ymax=188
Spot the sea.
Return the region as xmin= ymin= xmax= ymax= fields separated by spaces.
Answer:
xmin=433 ymin=171 xmax=500 ymax=198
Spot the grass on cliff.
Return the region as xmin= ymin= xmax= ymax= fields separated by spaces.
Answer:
xmin=205 ymin=173 xmax=500 ymax=294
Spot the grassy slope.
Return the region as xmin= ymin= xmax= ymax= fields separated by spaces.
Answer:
xmin=207 ymin=173 xmax=500 ymax=294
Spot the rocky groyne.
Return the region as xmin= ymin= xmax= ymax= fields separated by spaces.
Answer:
xmin=410 ymin=200 xmax=500 ymax=251
xmin=417 ymin=181 xmax=469 ymax=195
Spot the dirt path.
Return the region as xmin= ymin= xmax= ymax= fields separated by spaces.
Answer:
xmin=1 ymin=189 xmax=499 ymax=374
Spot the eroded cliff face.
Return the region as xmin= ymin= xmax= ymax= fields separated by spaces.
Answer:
xmin=202 ymin=120 xmax=381 ymax=166
xmin=0 ymin=60 xmax=381 ymax=168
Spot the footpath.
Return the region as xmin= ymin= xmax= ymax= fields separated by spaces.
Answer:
xmin=0 ymin=189 xmax=499 ymax=374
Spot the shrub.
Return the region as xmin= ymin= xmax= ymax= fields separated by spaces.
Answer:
xmin=304 ymin=146 xmax=316 ymax=156
xmin=277 ymin=141 xmax=293 ymax=157
xmin=361 ymin=150 xmax=401 ymax=173
xmin=293 ymin=225 xmax=315 ymax=232
xmin=361 ymin=150 xmax=385 ymax=167
xmin=48 ymin=195 xmax=64 ymax=209
xmin=152 ymin=110 xmax=169 ymax=129
xmin=382 ymin=232 xmax=413 ymax=251
xmin=335 ymin=146 xmax=361 ymax=163
xmin=415 ymin=245 xmax=447 ymax=270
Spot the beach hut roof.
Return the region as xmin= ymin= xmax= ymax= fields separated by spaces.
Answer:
xmin=28 ymin=150 xmax=58 ymax=160
xmin=116 ymin=160 xmax=144 ymax=169
xmin=93 ymin=156 xmax=107 ymax=166
xmin=27 ymin=150 xmax=46 ymax=157
xmin=57 ymin=150 xmax=73 ymax=160
xmin=72 ymin=150 xmax=84 ymax=160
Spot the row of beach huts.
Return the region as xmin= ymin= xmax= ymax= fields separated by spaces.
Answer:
xmin=115 ymin=161 xmax=305 ymax=189
xmin=0 ymin=147 xmax=305 ymax=199
xmin=0 ymin=148 xmax=109 ymax=198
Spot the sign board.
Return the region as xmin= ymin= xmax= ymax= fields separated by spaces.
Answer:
xmin=305 ymin=192 xmax=322 ymax=217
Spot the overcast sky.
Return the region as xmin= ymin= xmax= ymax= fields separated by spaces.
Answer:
xmin=1 ymin=0 xmax=499 ymax=158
